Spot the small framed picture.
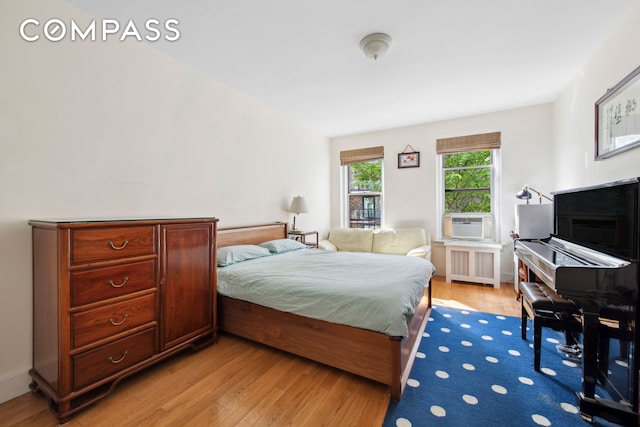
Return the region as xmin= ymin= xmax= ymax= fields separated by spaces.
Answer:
xmin=398 ymin=151 xmax=420 ymax=168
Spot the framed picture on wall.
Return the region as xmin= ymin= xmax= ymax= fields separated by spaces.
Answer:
xmin=398 ymin=151 xmax=420 ymax=168
xmin=595 ymin=64 xmax=640 ymax=160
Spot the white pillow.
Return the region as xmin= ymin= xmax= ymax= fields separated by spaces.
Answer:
xmin=259 ymin=238 xmax=308 ymax=254
xmin=217 ymin=245 xmax=271 ymax=267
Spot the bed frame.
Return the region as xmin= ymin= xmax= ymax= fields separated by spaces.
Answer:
xmin=216 ymin=222 xmax=432 ymax=400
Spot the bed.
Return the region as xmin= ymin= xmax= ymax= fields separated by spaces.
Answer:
xmin=216 ymin=222 xmax=434 ymax=400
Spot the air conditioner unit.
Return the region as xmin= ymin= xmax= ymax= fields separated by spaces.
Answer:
xmin=443 ymin=214 xmax=493 ymax=240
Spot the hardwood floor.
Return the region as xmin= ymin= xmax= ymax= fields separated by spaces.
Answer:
xmin=2 ymin=276 xmax=519 ymax=427
xmin=432 ymin=276 xmax=521 ymax=317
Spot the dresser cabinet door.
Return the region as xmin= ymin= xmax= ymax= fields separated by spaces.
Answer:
xmin=160 ymin=223 xmax=214 ymax=349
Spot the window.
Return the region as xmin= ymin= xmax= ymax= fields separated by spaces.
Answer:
xmin=340 ymin=146 xmax=384 ymax=229
xmin=436 ymin=132 xmax=501 ymax=239
xmin=443 ymin=150 xmax=492 ymax=213
xmin=346 ymin=160 xmax=382 ymax=229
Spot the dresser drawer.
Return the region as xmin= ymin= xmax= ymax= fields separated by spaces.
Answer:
xmin=73 ymin=327 xmax=156 ymax=390
xmin=71 ymin=226 xmax=156 ymax=264
xmin=71 ymin=260 xmax=156 ymax=307
xmin=72 ymin=294 xmax=156 ymax=349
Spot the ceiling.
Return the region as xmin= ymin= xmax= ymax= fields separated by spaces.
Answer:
xmin=66 ymin=0 xmax=638 ymax=137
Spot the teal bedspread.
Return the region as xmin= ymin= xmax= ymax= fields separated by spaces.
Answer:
xmin=217 ymin=249 xmax=435 ymax=338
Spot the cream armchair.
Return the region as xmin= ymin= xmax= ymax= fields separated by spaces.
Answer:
xmin=318 ymin=227 xmax=431 ymax=261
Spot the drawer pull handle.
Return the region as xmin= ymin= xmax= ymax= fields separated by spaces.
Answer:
xmin=107 ymin=350 xmax=128 ymax=364
xmin=108 ymin=313 xmax=128 ymax=326
xmin=108 ymin=240 xmax=129 ymax=250
xmin=108 ymin=277 xmax=129 ymax=288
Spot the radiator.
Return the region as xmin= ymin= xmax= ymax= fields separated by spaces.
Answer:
xmin=445 ymin=242 xmax=501 ymax=288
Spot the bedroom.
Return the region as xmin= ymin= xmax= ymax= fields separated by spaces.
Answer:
xmin=2 ymin=0 xmax=640 ymax=423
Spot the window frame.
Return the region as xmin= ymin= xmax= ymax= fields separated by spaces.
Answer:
xmin=436 ymin=148 xmax=501 ymax=241
xmin=443 ymin=150 xmax=493 ymax=214
xmin=341 ymin=159 xmax=384 ymax=229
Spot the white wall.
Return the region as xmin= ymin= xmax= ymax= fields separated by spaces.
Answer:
xmin=330 ymin=104 xmax=554 ymax=281
xmin=0 ymin=0 xmax=330 ymax=403
xmin=552 ymin=2 xmax=640 ymax=189
xmin=330 ymin=2 xmax=640 ymax=285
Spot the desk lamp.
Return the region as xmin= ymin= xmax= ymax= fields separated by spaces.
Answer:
xmin=516 ymin=185 xmax=552 ymax=204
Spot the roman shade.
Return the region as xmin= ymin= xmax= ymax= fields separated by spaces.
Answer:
xmin=340 ymin=146 xmax=384 ymax=166
xmin=436 ymin=131 xmax=501 ymax=154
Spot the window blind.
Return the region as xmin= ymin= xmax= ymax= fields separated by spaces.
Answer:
xmin=436 ymin=131 xmax=501 ymax=154
xmin=340 ymin=146 xmax=384 ymax=166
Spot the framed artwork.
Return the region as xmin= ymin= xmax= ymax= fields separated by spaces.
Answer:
xmin=595 ymin=64 xmax=640 ymax=160
xmin=398 ymin=149 xmax=420 ymax=168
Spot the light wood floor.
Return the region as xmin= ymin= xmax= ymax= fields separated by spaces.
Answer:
xmin=2 ymin=277 xmax=520 ymax=427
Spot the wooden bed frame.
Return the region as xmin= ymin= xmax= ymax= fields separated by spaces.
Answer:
xmin=216 ymin=222 xmax=432 ymax=400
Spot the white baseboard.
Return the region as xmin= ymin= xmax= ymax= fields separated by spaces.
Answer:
xmin=0 ymin=369 xmax=31 ymax=404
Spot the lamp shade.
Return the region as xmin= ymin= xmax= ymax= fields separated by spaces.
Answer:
xmin=515 ymin=187 xmax=532 ymax=201
xmin=289 ymin=196 xmax=308 ymax=214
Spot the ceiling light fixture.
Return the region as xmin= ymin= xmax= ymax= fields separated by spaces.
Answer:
xmin=359 ymin=33 xmax=392 ymax=61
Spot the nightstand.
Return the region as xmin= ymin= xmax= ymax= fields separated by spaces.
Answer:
xmin=289 ymin=230 xmax=318 ymax=248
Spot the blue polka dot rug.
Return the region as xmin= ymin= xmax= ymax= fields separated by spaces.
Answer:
xmin=383 ymin=305 xmax=622 ymax=427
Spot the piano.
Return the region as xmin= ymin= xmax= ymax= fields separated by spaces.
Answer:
xmin=514 ymin=178 xmax=640 ymax=426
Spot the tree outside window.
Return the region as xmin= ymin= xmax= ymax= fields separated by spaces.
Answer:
xmin=443 ymin=150 xmax=492 ymax=213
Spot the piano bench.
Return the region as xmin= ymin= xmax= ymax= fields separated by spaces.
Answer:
xmin=519 ymin=281 xmax=582 ymax=371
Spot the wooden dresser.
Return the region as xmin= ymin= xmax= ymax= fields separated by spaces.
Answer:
xmin=28 ymin=218 xmax=218 ymax=423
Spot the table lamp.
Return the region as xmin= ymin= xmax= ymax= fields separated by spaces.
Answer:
xmin=289 ymin=196 xmax=308 ymax=232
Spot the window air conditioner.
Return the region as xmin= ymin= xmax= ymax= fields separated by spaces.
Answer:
xmin=442 ymin=214 xmax=493 ymax=240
